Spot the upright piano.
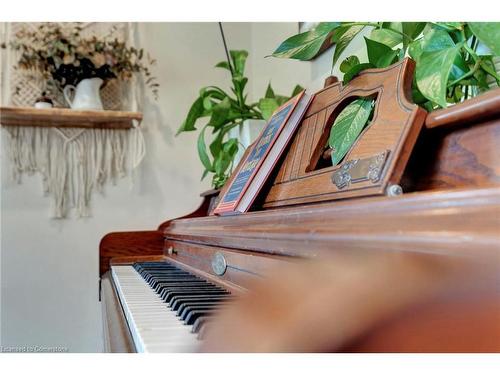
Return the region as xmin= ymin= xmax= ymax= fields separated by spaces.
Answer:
xmin=100 ymin=60 xmax=500 ymax=352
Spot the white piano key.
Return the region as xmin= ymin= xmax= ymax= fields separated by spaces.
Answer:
xmin=111 ymin=265 xmax=201 ymax=353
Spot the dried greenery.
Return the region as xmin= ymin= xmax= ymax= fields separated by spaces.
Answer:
xmin=1 ymin=23 xmax=159 ymax=99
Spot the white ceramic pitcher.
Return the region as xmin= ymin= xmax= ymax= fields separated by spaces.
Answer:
xmin=63 ymin=77 xmax=104 ymax=110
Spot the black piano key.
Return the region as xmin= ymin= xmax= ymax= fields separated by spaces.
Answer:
xmin=160 ymin=287 xmax=226 ymax=301
xmin=164 ymin=290 xmax=229 ymax=304
xmin=143 ymin=271 xmax=191 ymax=283
xmin=150 ymin=277 xmax=201 ymax=289
xmin=177 ymin=301 xmax=222 ymax=317
xmin=184 ymin=309 xmax=215 ymax=326
xmin=154 ymin=280 xmax=208 ymax=290
xmin=170 ymin=295 xmax=234 ymax=311
xmin=176 ymin=301 xmax=220 ymax=319
xmin=131 ymin=260 xmax=234 ymax=338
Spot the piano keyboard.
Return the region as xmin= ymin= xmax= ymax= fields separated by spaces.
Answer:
xmin=111 ymin=261 xmax=233 ymax=352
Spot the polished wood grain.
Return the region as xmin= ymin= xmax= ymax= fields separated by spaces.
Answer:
xmin=164 ymin=240 xmax=289 ymax=290
xmin=0 ymin=106 xmax=142 ymax=129
xmin=264 ymin=58 xmax=427 ymax=208
xmin=99 ymin=231 xmax=164 ymax=276
xmin=425 ymin=88 xmax=500 ymax=129
xmin=403 ymin=119 xmax=500 ymax=191
xmin=164 ymin=186 xmax=500 ymax=260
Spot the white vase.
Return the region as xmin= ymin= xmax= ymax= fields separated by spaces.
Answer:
xmin=63 ymin=77 xmax=104 ymax=110
xmin=228 ymin=119 xmax=267 ymax=166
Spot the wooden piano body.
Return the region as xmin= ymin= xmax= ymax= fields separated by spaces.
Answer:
xmin=100 ymin=61 xmax=500 ymax=352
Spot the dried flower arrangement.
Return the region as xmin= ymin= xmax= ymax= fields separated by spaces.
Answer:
xmin=1 ymin=23 xmax=159 ymax=100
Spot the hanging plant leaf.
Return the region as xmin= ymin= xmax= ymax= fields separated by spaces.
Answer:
xmin=329 ymin=98 xmax=374 ymax=166
xmin=214 ymin=138 xmax=239 ymax=176
xmin=340 ymin=55 xmax=360 ymax=73
xmin=331 ymin=25 xmax=365 ymax=68
xmin=365 ymin=37 xmax=398 ymax=68
xmin=370 ymin=28 xmax=403 ymax=48
xmin=415 ymin=44 xmax=462 ymax=108
xmin=469 ymin=23 xmax=500 ymax=56
xmin=409 ymin=27 xmax=467 ymax=82
xmin=435 ymin=22 xmax=464 ymax=31
xmin=208 ymin=96 xmax=231 ymax=129
xmin=197 ymin=126 xmax=215 ymax=173
xmin=402 ymin=22 xmax=427 ymax=50
xmin=272 ymin=22 xmax=340 ymax=60
xmin=480 ymin=57 xmax=500 ymax=85
xmin=342 ymin=62 xmax=374 ymax=84
xmin=408 ymin=27 xmax=455 ymax=61
xmin=177 ymin=96 xmax=205 ymax=134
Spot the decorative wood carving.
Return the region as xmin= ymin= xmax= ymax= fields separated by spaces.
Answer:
xmin=263 ymin=58 xmax=427 ymax=208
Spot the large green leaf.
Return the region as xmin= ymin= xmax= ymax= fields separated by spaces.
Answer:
xmin=469 ymin=23 xmax=500 ymax=56
xmin=370 ymin=28 xmax=402 ymax=48
xmin=409 ymin=27 xmax=467 ymax=81
xmin=331 ymin=25 xmax=365 ymax=68
xmin=197 ymin=126 xmax=214 ymax=172
xmin=177 ymin=96 xmax=205 ymax=134
xmin=329 ymin=98 xmax=374 ymax=166
xmin=272 ymin=22 xmax=340 ymax=60
xmin=416 ymin=44 xmax=462 ymax=107
xmin=409 ymin=27 xmax=456 ymax=61
xmin=365 ymin=37 xmax=398 ymax=68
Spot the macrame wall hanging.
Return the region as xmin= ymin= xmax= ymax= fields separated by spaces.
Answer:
xmin=1 ymin=22 xmax=146 ymax=218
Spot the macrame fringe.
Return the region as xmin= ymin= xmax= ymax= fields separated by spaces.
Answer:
xmin=4 ymin=125 xmax=145 ymax=218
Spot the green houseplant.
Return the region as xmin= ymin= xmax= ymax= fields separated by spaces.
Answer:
xmin=272 ymin=22 xmax=500 ymax=166
xmin=177 ymin=49 xmax=303 ymax=189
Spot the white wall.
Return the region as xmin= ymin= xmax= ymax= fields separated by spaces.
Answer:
xmin=0 ymin=22 xmax=252 ymax=352
xmin=0 ymin=22 xmax=366 ymax=352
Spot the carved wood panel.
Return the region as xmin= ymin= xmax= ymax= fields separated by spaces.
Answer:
xmin=263 ymin=58 xmax=427 ymax=208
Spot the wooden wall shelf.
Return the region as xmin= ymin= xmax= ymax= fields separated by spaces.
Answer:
xmin=0 ymin=106 xmax=143 ymax=129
